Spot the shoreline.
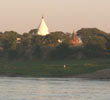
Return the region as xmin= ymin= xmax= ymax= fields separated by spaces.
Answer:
xmin=0 ymin=69 xmax=110 ymax=79
xmin=72 ymin=69 xmax=110 ymax=79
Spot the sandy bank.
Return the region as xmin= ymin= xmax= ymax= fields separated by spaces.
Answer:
xmin=74 ymin=69 xmax=110 ymax=79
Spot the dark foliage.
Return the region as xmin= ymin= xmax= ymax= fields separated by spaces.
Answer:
xmin=50 ymin=43 xmax=71 ymax=59
xmin=0 ymin=28 xmax=109 ymax=60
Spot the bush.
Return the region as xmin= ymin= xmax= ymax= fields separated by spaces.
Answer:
xmin=33 ymin=45 xmax=41 ymax=58
xmin=50 ymin=43 xmax=71 ymax=59
xmin=8 ymin=49 xmax=17 ymax=59
xmin=84 ymin=43 xmax=104 ymax=58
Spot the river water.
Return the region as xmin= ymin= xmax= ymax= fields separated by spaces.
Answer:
xmin=0 ymin=77 xmax=110 ymax=100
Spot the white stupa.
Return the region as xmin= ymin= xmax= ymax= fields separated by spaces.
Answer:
xmin=37 ymin=16 xmax=49 ymax=36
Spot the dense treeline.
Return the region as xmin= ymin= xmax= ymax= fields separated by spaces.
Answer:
xmin=0 ymin=28 xmax=110 ymax=60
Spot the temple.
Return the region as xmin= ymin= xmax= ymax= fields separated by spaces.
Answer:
xmin=37 ymin=16 xmax=49 ymax=36
xmin=69 ymin=30 xmax=80 ymax=46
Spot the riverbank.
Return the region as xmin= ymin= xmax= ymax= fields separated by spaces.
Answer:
xmin=0 ymin=59 xmax=110 ymax=78
xmin=73 ymin=69 xmax=110 ymax=79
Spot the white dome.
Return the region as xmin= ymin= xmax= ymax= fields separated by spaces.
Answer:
xmin=37 ymin=17 xmax=49 ymax=36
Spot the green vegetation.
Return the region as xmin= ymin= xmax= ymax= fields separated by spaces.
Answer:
xmin=0 ymin=28 xmax=110 ymax=60
xmin=0 ymin=59 xmax=110 ymax=77
xmin=0 ymin=28 xmax=110 ymax=77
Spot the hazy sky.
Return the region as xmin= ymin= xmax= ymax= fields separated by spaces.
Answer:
xmin=0 ymin=0 xmax=110 ymax=34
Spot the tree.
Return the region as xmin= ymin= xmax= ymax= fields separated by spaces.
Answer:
xmin=77 ymin=28 xmax=108 ymax=45
xmin=84 ymin=43 xmax=105 ymax=58
xmin=0 ymin=31 xmax=19 ymax=58
xmin=50 ymin=43 xmax=71 ymax=59
xmin=32 ymin=35 xmax=45 ymax=46
xmin=77 ymin=28 xmax=110 ymax=57
xmin=44 ymin=31 xmax=65 ymax=46
xmin=29 ymin=29 xmax=38 ymax=35
xmin=106 ymin=34 xmax=110 ymax=50
xmin=77 ymin=28 xmax=108 ymax=49
xmin=32 ymin=44 xmax=41 ymax=58
xmin=63 ymin=32 xmax=72 ymax=44
xmin=2 ymin=31 xmax=18 ymax=50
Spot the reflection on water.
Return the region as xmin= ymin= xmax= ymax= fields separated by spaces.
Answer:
xmin=0 ymin=77 xmax=110 ymax=100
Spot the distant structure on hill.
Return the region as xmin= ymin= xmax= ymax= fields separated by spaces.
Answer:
xmin=69 ymin=30 xmax=81 ymax=46
xmin=37 ymin=16 xmax=49 ymax=36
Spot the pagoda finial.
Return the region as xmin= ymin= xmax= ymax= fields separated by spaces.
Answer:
xmin=73 ymin=30 xmax=76 ymax=34
xmin=42 ymin=16 xmax=44 ymax=19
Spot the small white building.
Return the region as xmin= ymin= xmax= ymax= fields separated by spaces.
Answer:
xmin=16 ymin=38 xmax=21 ymax=43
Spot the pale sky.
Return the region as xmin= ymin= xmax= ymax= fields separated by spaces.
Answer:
xmin=0 ymin=0 xmax=110 ymax=34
